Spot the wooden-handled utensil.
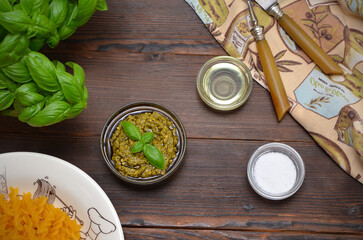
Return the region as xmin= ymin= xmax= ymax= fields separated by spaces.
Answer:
xmin=247 ymin=0 xmax=290 ymax=121
xmin=254 ymin=0 xmax=343 ymax=75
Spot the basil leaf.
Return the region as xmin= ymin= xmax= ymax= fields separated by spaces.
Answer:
xmin=12 ymin=4 xmax=22 ymax=11
xmin=27 ymin=100 xmax=70 ymax=127
xmin=15 ymin=81 xmax=39 ymax=94
xmin=0 ymin=10 xmax=30 ymax=33
xmin=20 ymin=0 xmax=49 ymax=16
xmin=0 ymin=89 xmax=14 ymax=111
xmin=15 ymin=82 xmax=44 ymax=106
xmin=131 ymin=141 xmax=144 ymax=154
xmin=140 ymin=132 xmax=154 ymax=144
xmin=29 ymin=37 xmax=46 ymax=51
xmin=52 ymin=60 xmax=66 ymax=72
xmin=25 ymin=51 xmax=60 ymax=92
xmin=0 ymin=10 xmax=57 ymax=40
xmin=82 ymin=86 xmax=88 ymax=106
xmin=12 ymin=98 xmax=23 ymax=114
xmin=49 ymin=0 xmax=68 ymax=28
xmin=1 ymin=108 xmax=20 ymax=117
xmin=96 ymin=0 xmax=108 ymax=11
xmin=0 ymin=74 xmax=7 ymax=89
xmin=46 ymin=31 xmax=59 ymax=48
xmin=69 ymin=0 xmax=97 ymax=27
xmin=0 ymin=26 xmax=8 ymax=42
xmin=56 ymin=71 xmax=82 ymax=104
xmin=58 ymin=2 xmax=77 ymax=40
xmin=2 ymin=57 xmax=32 ymax=83
xmin=58 ymin=22 xmax=76 ymax=41
xmin=45 ymin=90 xmax=65 ymax=105
xmin=0 ymin=71 xmax=18 ymax=91
xmin=0 ymin=0 xmax=12 ymax=13
xmin=18 ymin=100 xmax=43 ymax=122
xmin=65 ymin=62 xmax=85 ymax=86
xmin=143 ymin=144 xmax=165 ymax=169
xmin=0 ymin=33 xmax=29 ymax=68
xmin=16 ymin=91 xmax=44 ymax=107
xmin=29 ymin=12 xmax=56 ymax=39
xmin=121 ymin=121 xmax=141 ymax=141
xmin=65 ymin=101 xmax=84 ymax=119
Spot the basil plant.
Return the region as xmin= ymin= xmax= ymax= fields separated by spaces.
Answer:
xmin=0 ymin=0 xmax=107 ymax=127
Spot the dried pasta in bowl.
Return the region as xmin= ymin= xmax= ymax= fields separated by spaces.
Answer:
xmin=0 ymin=187 xmax=82 ymax=240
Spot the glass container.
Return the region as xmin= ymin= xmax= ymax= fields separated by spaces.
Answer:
xmin=247 ymin=143 xmax=305 ymax=200
xmin=196 ymin=56 xmax=253 ymax=111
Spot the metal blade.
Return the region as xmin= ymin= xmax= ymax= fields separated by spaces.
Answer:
xmin=254 ymin=0 xmax=275 ymax=11
xmin=247 ymin=0 xmax=258 ymax=28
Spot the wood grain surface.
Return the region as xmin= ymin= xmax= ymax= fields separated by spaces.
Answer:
xmin=0 ymin=0 xmax=362 ymax=239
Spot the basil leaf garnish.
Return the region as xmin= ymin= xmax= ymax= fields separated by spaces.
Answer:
xmin=120 ymin=121 xmax=165 ymax=169
xmin=121 ymin=121 xmax=141 ymax=140
xmin=143 ymin=144 xmax=165 ymax=170
xmin=131 ymin=141 xmax=144 ymax=153
xmin=140 ymin=132 xmax=154 ymax=144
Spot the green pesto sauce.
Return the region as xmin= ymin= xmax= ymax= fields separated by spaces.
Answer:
xmin=110 ymin=112 xmax=178 ymax=178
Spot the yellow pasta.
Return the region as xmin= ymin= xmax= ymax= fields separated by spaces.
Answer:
xmin=0 ymin=187 xmax=81 ymax=240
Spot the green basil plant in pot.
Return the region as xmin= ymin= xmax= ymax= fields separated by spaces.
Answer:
xmin=0 ymin=0 xmax=107 ymax=126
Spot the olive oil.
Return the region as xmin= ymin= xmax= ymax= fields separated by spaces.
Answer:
xmin=202 ymin=62 xmax=248 ymax=106
xmin=197 ymin=56 xmax=252 ymax=111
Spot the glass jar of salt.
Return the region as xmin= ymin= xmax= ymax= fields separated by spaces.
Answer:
xmin=247 ymin=143 xmax=305 ymax=200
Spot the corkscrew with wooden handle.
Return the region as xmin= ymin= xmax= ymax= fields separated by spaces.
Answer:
xmin=247 ymin=0 xmax=290 ymax=121
xmin=254 ymin=0 xmax=343 ymax=75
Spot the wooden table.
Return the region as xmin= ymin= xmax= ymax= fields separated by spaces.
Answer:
xmin=1 ymin=0 xmax=362 ymax=239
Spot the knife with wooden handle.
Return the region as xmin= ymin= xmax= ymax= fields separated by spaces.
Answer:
xmin=254 ymin=0 xmax=343 ymax=75
xmin=247 ymin=0 xmax=290 ymax=121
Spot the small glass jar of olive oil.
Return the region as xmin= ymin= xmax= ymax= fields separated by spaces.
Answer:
xmin=196 ymin=56 xmax=252 ymax=111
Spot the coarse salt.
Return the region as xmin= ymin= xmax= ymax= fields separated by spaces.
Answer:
xmin=253 ymin=151 xmax=297 ymax=195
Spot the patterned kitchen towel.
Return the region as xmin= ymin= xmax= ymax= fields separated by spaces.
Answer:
xmin=337 ymin=0 xmax=363 ymax=17
xmin=186 ymin=0 xmax=363 ymax=183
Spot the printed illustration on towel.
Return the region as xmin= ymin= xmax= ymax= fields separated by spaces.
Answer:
xmin=334 ymin=106 xmax=363 ymax=161
xmin=310 ymin=131 xmax=351 ymax=173
xmin=294 ymin=69 xmax=360 ymax=119
xmin=279 ymin=2 xmax=344 ymax=62
xmin=184 ymin=0 xmax=213 ymax=25
xmin=341 ymin=0 xmax=363 ymax=16
xmin=198 ymin=0 xmax=229 ymax=27
xmin=332 ymin=27 xmax=363 ymax=99
xmin=199 ymin=0 xmax=229 ymax=38
xmin=222 ymin=3 xmax=275 ymax=59
xmin=295 ymin=24 xmax=363 ymax=119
